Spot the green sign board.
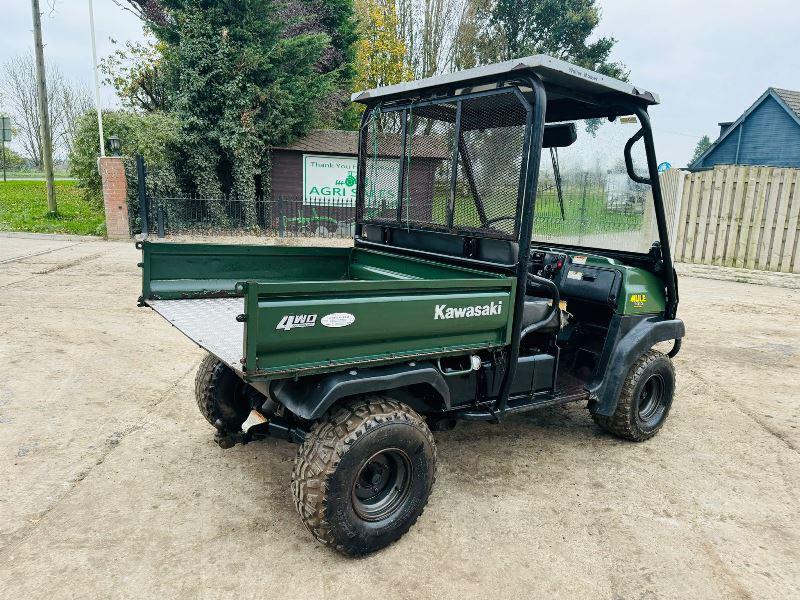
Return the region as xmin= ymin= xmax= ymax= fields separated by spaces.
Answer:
xmin=302 ymin=154 xmax=398 ymax=207
xmin=1 ymin=116 xmax=11 ymax=142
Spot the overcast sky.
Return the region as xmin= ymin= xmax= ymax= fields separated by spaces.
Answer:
xmin=3 ymin=0 xmax=800 ymax=166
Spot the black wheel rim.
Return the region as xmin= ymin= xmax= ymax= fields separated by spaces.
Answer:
xmin=351 ymin=448 xmax=413 ymax=522
xmin=637 ymin=373 xmax=665 ymax=424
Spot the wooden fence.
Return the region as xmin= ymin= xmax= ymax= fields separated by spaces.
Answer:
xmin=666 ymin=165 xmax=800 ymax=272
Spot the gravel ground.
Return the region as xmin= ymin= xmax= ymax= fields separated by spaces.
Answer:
xmin=0 ymin=235 xmax=798 ymax=599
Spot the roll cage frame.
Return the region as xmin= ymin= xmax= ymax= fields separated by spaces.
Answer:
xmin=352 ymin=71 xmax=677 ymax=419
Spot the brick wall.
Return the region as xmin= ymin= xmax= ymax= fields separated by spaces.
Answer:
xmin=99 ymin=157 xmax=130 ymax=239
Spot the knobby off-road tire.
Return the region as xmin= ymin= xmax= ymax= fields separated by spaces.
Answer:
xmin=194 ymin=354 xmax=250 ymax=431
xmin=592 ymin=350 xmax=675 ymax=442
xmin=291 ymin=396 xmax=437 ymax=555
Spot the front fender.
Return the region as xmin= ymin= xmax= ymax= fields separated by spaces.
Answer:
xmin=588 ymin=315 xmax=685 ymax=417
xmin=270 ymin=361 xmax=451 ymax=421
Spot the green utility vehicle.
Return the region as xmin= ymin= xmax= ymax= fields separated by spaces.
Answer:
xmin=139 ymin=56 xmax=684 ymax=555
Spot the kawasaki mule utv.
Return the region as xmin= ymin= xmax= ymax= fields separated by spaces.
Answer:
xmin=138 ymin=55 xmax=684 ymax=555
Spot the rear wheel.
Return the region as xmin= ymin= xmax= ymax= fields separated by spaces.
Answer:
xmin=291 ymin=396 xmax=436 ymax=555
xmin=194 ymin=354 xmax=250 ymax=431
xmin=592 ymin=350 xmax=675 ymax=441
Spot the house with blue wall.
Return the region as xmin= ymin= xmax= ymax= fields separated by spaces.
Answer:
xmin=689 ymin=88 xmax=800 ymax=171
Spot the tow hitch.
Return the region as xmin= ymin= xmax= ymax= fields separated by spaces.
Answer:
xmin=213 ymin=410 xmax=306 ymax=449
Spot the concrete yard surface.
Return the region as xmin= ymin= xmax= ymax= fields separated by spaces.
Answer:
xmin=0 ymin=236 xmax=798 ymax=599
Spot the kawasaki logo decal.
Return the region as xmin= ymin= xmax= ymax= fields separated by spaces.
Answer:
xmin=434 ymin=301 xmax=502 ymax=320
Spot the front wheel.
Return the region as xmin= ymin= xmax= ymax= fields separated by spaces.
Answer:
xmin=291 ymin=396 xmax=437 ymax=555
xmin=592 ymin=350 xmax=675 ymax=441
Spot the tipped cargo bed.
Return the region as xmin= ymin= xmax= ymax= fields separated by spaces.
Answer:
xmin=140 ymin=242 xmax=517 ymax=380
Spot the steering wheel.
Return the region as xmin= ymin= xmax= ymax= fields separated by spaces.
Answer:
xmin=484 ymin=215 xmax=515 ymax=228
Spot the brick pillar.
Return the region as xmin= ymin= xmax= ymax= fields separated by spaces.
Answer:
xmin=99 ymin=156 xmax=131 ymax=239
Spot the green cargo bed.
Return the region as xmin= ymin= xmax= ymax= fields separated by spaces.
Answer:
xmin=141 ymin=242 xmax=516 ymax=379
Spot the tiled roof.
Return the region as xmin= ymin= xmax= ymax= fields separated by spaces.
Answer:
xmin=773 ymin=88 xmax=800 ymax=119
xmin=275 ymin=129 xmax=449 ymax=159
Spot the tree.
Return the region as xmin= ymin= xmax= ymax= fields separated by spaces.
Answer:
xmin=114 ymin=1 xmax=357 ymax=127
xmin=488 ymin=0 xmax=627 ymax=78
xmin=133 ymin=0 xmax=355 ymax=223
xmin=100 ymin=35 xmax=169 ymax=112
xmin=1 ymin=145 xmax=27 ymax=171
xmin=353 ymin=0 xmax=411 ymax=91
xmin=2 ymin=53 xmax=92 ymax=165
xmin=452 ymin=0 xmax=496 ymax=71
xmin=115 ymin=0 xmax=168 ymax=26
xmin=396 ymin=0 xmax=470 ymax=79
xmin=69 ymin=110 xmax=181 ymax=204
xmin=691 ymin=134 xmax=712 ymax=164
xmin=339 ymin=0 xmax=412 ymax=129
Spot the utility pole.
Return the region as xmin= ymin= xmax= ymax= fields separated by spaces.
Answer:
xmin=88 ymin=0 xmax=105 ymax=157
xmin=31 ymin=0 xmax=57 ymax=215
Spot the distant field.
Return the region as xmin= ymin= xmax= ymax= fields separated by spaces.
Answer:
xmin=0 ymin=180 xmax=105 ymax=236
xmin=423 ymin=183 xmax=644 ymax=237
xmin=1 ymin=170 xmax=73 ymax=180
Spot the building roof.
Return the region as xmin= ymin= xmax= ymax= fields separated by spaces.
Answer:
xmin=351 ymin=54 xmax=659 ymax=107
xmin=275 ymin=129 xmax=449 ymax=159
xmin=276 ymin=129 xmax=359 ymax=155
xmin=773 ymin=88 xmax=800 ymax=119
xmin=689 ymin=87 xmax=800 ymax=170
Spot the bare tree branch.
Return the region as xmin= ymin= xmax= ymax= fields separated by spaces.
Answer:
xmin=113 ymin=0 xmax=168 ymax=26
xmin=2 ymin=53 xmax=91 ymax=164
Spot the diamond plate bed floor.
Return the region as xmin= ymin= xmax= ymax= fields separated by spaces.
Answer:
xmin=148 ymin=298 xmax=245 ymax=372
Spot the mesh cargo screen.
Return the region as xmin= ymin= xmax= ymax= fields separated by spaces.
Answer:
xmin=360 ymin=90 xmax=528 ymax=240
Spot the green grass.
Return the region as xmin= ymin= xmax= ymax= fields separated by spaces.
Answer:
xmin=0 ymin=180 xmax=105 ymax=236
xmin=426 ymin=183 xmax=644 ymax=237
xmin=2 ymin=170 xmax=72 ymax=179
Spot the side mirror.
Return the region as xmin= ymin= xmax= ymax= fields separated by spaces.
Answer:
xmin=542 ymin=123 xmax=577 ymax=148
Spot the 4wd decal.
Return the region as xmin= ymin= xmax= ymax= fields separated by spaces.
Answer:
xmin=276 ymin=314 xmax=317 ymax=331
xmin=434 ymin=301 xmax=502 ymax=320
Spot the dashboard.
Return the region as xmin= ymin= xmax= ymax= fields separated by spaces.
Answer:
xmin=529 ymin=247 xmax=622 ymax=307
xmin=529 ymin=249 xmax=567 ymax=279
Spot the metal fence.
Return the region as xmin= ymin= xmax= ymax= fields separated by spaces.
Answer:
xmin=127 ymin=156 xmax=356 ymax=238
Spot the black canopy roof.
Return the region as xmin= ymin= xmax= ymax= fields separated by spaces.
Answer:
xmin=352 ymin=55 xmax=659 ymax=123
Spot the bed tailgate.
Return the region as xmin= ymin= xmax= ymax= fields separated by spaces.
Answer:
xmin=239 ymin=277 xmax=515 ymax=377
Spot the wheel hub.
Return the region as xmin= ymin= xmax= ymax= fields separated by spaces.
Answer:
xmin=352 ymin=448 xmax=413 ymax=522
xmin=637 ymin=373 xmax=665 ymax=423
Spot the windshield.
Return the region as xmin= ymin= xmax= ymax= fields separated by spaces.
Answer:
xmin=532 ymin=118 xmax=658 ymax=254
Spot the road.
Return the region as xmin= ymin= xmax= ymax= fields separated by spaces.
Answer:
xmin=0 ymin=235 xmax=798 ymax=599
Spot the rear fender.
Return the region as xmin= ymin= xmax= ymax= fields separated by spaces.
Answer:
xmin=270 ymin=361 xmax=451 ymax=421
xmin=588 ymin=315 xmax=685 ymax=416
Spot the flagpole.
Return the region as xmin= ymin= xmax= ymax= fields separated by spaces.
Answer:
xmin=88 ymin=0 xmax=105 ymax=156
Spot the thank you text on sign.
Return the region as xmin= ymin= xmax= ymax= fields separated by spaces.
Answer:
xmin=302 ymin=154 xmax=398 ymax=207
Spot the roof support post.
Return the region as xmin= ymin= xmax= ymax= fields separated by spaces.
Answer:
xmin=495 ymin=74 xmax=547 ymax=417
xmin=354 ymin=107 xmax=372 ymax=239
xmin=396 ymin=108 xmax=409 ymax=222
xmin=633 ymin=106 xmax=679 ymax=320
xmin=447 ymin=101 xmax=462 ymax=230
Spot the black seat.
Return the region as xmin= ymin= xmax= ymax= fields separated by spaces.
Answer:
xmin=521 ymin=296 xmax=561 ymax=334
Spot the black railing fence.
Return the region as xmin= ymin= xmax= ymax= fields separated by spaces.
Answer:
xmin=128 ymin=156 xmax=356 ymax=238
xmin=126 ymin=154 xmax=651 ymax=249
